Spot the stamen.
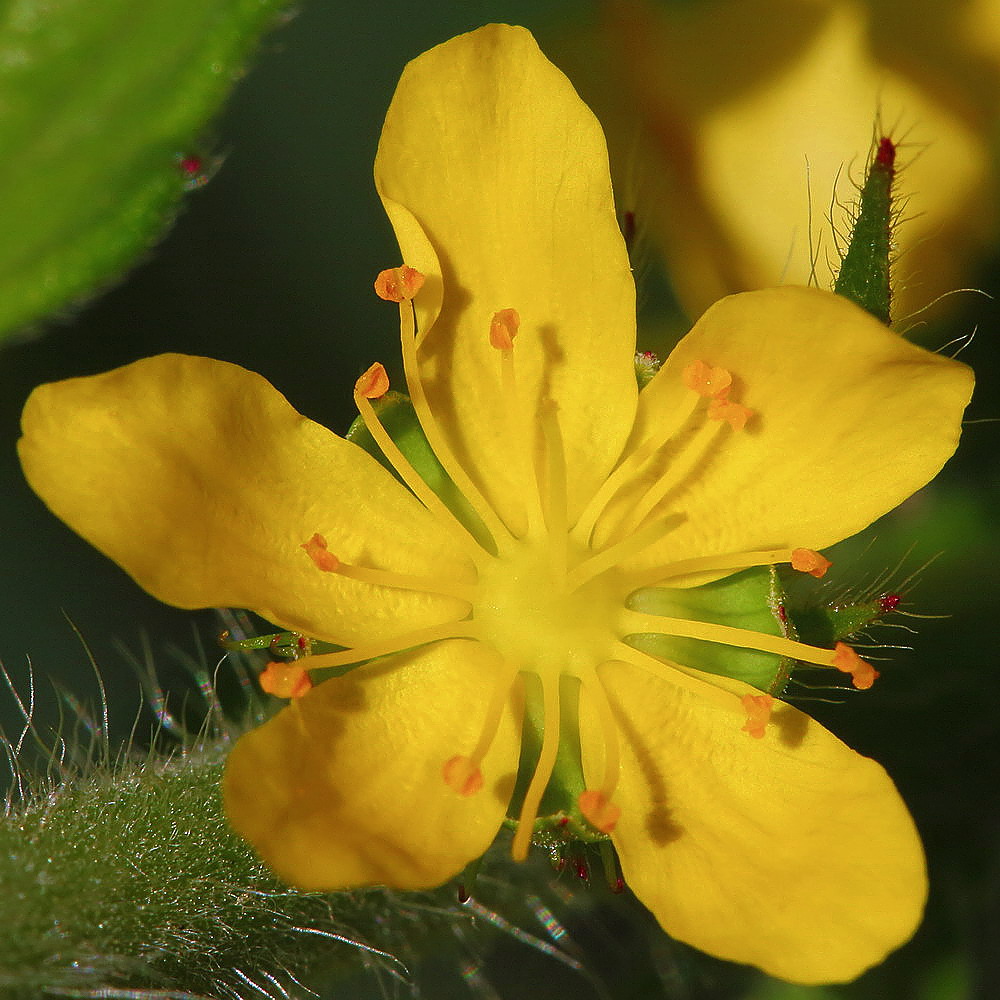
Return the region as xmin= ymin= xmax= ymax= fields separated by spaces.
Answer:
xmin=578 ymin=674 xmax=622 ymax=834
xmin=566 ymin=513 xmax=685 ymax=593
xmin=622 ymin=417 xmax=724 ymax=535
xmin=576 ymin=360 xmax=751 ymax=548
xmin=511 ymin=673 xmax=561 ymax=862
xmin=832 ymin=642 xmax=880 ymax=689
xmin=540 ymin=401 xmax=568 ymax=579
xmin=443 ymin=662 xmax=520 ymax=798
xmin=299 ymin=620 xmax=479 ymax=672
xmin=624 ymin=546 xmax=824 ymax=590
xmin=617 ymin=360 xmax=752 ymax=536
xmin=578 ymin=790 xmax=621 ymax=834
xmin=707 ymin=391 xmax=753 ymax=432
xmin=612 ymin=642 xmax=743 ymax=714
xmin=489 ymin=308 xmax=519 ymax=350
xmin=791 ymin=548 xmax=832 ymax=578
xmin=352 ymin=367 xmax=490 ymax=561
xmin=302 ymin=533 xmax=339 ymax=572
xmin=683 ymin=360 xmax=732 ymax=397
xmin=374 ymin=265 xmax=425 ymax=302
xmin=571 ymin=390 xmax=701 ymax=547
xmin=491 ymin=310 xmax=545 ymax=538
xmin=301 ymin=533 xmax=476 ymax=602
xmin=259 ymin=661 xmax=313 ymax=699
xmin=394 ymin=289 xmax=514 ymax=549
xmin=355 ymin=362 xmax=390 ymax=399
xmin=620 ymin=609 xmax=866 ymax=674
xmin=741 ymin=693 xmax=774 ymax=739
xmin=442 ymin=756 xmax=484 ymax=796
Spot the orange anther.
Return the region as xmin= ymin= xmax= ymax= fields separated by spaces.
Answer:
xmin=741 ymin=693 xmax=774 ymax=739
xmin=489 ymin=308 xmax=520 ymax=350
xmin=442 ymin=755 xmax=484 ymax=797
xmin=833 ymin=642 xmax=880 ymax=690
xmin=259 ymin=661 xmax=313 ymax=700
xmin=301 ymin=533 xmax=339 ymax=572
xmin=374 ymin=266 xmax=425 ymax=302
xmin=707 ymin=392 xmax=753 ymax=432
xmin=578 ymin=790 xmax=621 ymax=833
xmin=791 ymin=548 xmax=832 ymax=578
xmin=683 ymin=359 xmax=733 ymax=398
xmin=355 ymin=362 xmax=390 ymax=399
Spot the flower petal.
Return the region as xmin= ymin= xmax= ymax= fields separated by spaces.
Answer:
xmin=375 ymin=24 xmax=637 ymax=532
xmin=18 ymin=354 xmax=472 ymax=644
xmin=596 ymin=287 xmax=973 ymax=580
xmin=223 ymin=639 xmax=519 ymax=890
xmin=581 ymin=660 xmax=926 ymax=983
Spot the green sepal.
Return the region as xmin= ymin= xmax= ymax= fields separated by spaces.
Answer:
xmin=219 ymin=628 xmax=341 ymax=660
xmin=346 ymin=390 xmax=493 ymax=551
xmin=634 ymin=350 xmax=662 ymax=389
xmin=833 ymin=137 xmax=895 ymax=325
xmin=788 ymin=593 xmax=897 ymax=648
xmin=624 ymin=566 xmax=794 ymax=695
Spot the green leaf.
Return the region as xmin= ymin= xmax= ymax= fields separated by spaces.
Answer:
xmin=0 ymin=0 xmax=289 ymax=342
xmin=0 ymin=743 xmax=456 ymax=996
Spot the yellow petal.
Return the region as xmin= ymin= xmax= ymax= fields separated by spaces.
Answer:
xmin=581 ymin=660 xmax=926 ymax=983
xmin=596 ymin=287 xmax=973 ymax=581
xmin=375 ymin=24 xmax=637 ymax=532
xmin=18 ymin=354 xmax=472 ymax=645
xmin=223 ymin=639 xmax=519 ymax=890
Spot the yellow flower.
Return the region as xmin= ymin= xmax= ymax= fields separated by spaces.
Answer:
xmin=558 ymin=0 xmax=1000 ymax=320
xmin=18 ymin=25 xmax=973 ymax=984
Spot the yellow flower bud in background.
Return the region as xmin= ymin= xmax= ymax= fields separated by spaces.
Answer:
xmin=554 ymin=0 xmax=1000 ymax=321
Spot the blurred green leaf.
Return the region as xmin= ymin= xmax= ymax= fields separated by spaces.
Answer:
xmin=0 ymin=0 xmax=289 ymax=342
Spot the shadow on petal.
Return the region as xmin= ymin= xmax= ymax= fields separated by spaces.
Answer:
xmin=606 ymin=684 xmax=684 ymax=846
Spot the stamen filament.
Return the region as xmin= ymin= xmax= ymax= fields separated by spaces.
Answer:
xmin=336 ymin=561 xmax=476 ymax=603
xmin=571 ymin=392 xmax=701 ymax=546
xmin=611 ymin=641 xmax=742 ymax=714
xmin=445 ymin=660 xmax=523 ymax=797
xmin=566 ymin=513 xmax=685 ymax=592
xmin=540 ymin=401 xmax=568 ymax=580
xmin=499 ymin=344 xmax=546 ymax=538
xmin=470 ymin=662 xmax=521 ymax=764
xmin=353 ymin=385 xmax=489 ymax=563
xmin=511 ymin=672 xmax=561 ymax=861
xmin=399 ymin=300 xmax=515 ymax=548
xmin=586 ymin=672 xmax=621 ymax=801
xmin=621 ymin=417 xmax=724 ymax=538
xmin=302 ymin=534 xmax=476 ymax=603
xmin=300 ymin=620 xmax=479 ymax=672
xmin=623 ymin=546 xmax=824 ymax=590
xmin=621 ymin=610 xmax=842 ymax=668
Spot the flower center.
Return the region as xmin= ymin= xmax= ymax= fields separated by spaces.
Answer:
xmin=474 ymin=538 xmax=619 ymax=680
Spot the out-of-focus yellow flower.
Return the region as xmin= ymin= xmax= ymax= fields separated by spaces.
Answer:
xmin=18 ymin=25 xmax=974 ymax=984
xmin=559 ymin=0 xmax=1000 ymax=320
